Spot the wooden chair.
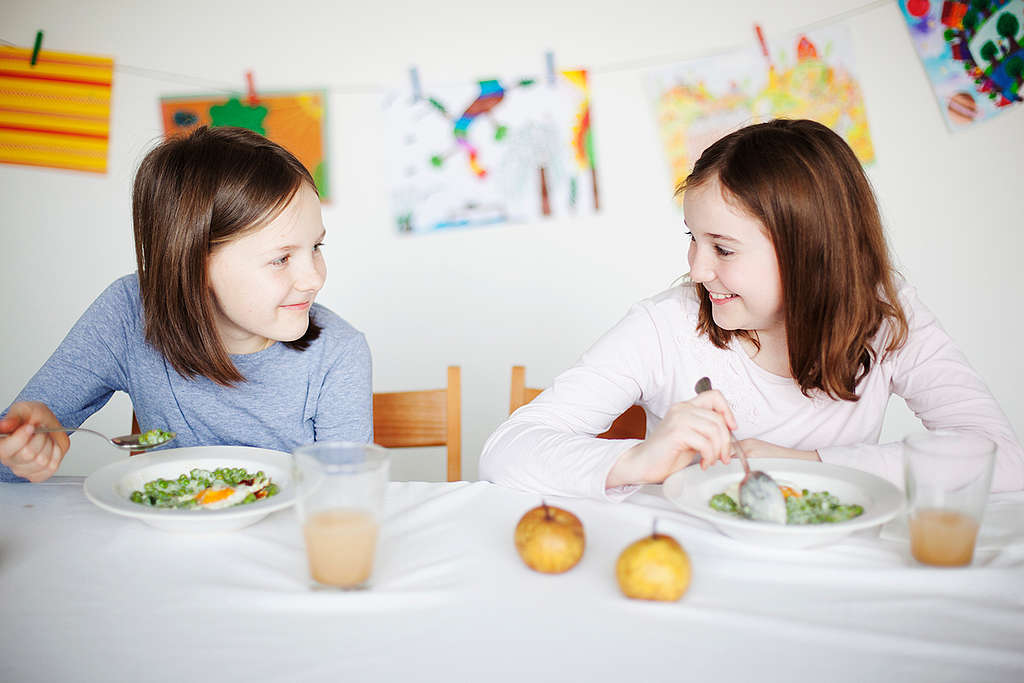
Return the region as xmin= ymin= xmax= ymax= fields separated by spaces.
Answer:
xmin=373 ymin=366 xmax=462 ymax=482
xmin=130 ymin=365 xmax=463 ymax=481
xmin=509 ymin=365 xmax=646 ymax=440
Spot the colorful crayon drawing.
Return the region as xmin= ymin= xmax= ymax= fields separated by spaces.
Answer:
xmin=427 ymin=78 xmax=527 ymax=178
xmin=0 ymin=46 xmax=114 ymax=174
xmin=899 ymin=0 xmax=1023 ymax=131
xmin=646 ymin=24 xmax=874 ymax=197
xmin=160 ymin=91 xmax=329 ymax=199
xmin=383 ymin=69 xmax=599 ymax=233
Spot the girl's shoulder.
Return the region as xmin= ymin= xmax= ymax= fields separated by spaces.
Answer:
xmin=309 ymin=303 xmax=360 ymax=333
xmin=889 ymin=271 xmax=915 ymax=306
xmin=631 ymin=283 xmax=702 ymax=338
xmin=96 ymin=272 xmax=141 ymax=305
xmin=876 ymin=274 xmax=929 ymax=342
xmin=592 ymin=284 xmax=710 ymax=366
xmin=307 ymin=304 xmax=369 ymax=353
xmin=72 ymin=273 xmax=143 ymax=335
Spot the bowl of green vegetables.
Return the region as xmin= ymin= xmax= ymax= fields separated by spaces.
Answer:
xmin=662 ymin=458 xmax=904 ymax=548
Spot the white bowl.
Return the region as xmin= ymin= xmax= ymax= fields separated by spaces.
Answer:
xmin=84 ymin=445 xmax=295 ymax=532
xmin=662 ymin=458 xmax=904 ymax=549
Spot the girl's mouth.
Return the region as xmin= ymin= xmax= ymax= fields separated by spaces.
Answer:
xmin=708 ymin=292 xmax=739 ymax=304
xmin=280 ymin=301 xmax=311 ymax=311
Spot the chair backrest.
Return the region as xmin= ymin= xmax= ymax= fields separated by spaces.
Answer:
xmin=508 ymin=365 xmax=646 ymax=440
xmin=509 ymin=365 xmax=543 ymax=415
xmin=130 ymin=365 xmax=464 ymax=481
xmin=373 ymin=365 xmax=462 ymax=481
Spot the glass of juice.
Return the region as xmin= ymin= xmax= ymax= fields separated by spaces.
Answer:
xmin=292 ymin=441 xmax=390 ymax=589
xmin=903 ymin=431 xmax=995 ymax=567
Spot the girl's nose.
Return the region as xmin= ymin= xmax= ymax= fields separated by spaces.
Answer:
xmin=688 ymin=246 xmax=714 ymax=283
xmin=295 ymin=258 xmax=326 ymax=293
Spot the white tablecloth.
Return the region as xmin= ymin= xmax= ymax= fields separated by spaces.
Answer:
xmin=2 ymin=478 xmax=1023 ymax=683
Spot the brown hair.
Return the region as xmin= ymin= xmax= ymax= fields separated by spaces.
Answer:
xmin=133 ymin=126 xmax=321 ymax=386
xmin=677 ymin=119 xmax=908 ymax=401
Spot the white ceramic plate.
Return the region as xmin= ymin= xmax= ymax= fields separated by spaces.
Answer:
xmin=662 ymin=458 xmax=904 ymax=549
xmin=84 ymin=446 xmax=295 ymax=532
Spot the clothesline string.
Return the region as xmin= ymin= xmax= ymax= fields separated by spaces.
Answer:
xmin=591 ymin=0 xmax=894 ymax=75
xmin=1 ymin=0 xmax=895 ymax=93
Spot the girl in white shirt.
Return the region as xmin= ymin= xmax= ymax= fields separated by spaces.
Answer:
xmin=480 ymin=119 xmax=1023 ymax=500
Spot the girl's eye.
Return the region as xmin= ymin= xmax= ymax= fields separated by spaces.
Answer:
xmin=270 ymin=254 xmax=290 ymax=267
xmin=313 ymin=242 xmax=324 ymax=253
xmin=688 ymin=231 xmax=732 ymax=256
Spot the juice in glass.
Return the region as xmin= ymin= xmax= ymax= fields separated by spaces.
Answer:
xmin=303 ymin=508 xmax=379 ymax=587
xmin=909 ymin=508 xmax=980 ymax=567
xmin=903 ymin=431 xmax=994 ymax=568
xmin=293 ymin=442 xmax=389 ymax=589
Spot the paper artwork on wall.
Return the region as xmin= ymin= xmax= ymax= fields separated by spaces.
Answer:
xmin=646 ymin=24 xmax=875 ymax=197
xmin=160 ymin=91 xmax=329 ymax=199
xmin=899 ymin=0 xmax=1023 ymax=131
xmin=0 ymin=46 xmax=114 ymax=174
xmin=382 ymin=69 xmax=599 ymax=233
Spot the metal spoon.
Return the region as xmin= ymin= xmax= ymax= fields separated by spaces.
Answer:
xmin=1 ymin=426 xmax=176 ymax=451
xmin=694 ymin=377 xmax=787 ymax=524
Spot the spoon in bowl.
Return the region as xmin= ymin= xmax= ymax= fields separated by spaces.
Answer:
xmin=694 ymin=376 xmax=787 ymax=524
xmin=1 ymin=426 xmax=176 ymax=451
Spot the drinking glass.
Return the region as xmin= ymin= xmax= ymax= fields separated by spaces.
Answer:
xmin=903 ymin=431 xmax=995 ymax=567
xmin=293 ymin=441 xmax=390 ymax=589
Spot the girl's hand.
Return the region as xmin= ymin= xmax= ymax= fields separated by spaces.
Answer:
xmin=607 ymin=390 xmax=736 ymax=488
xmin=735 ymin=438 xmax=820 ymax=462
xmin=0 ymin=401 xmax=71 ymax=482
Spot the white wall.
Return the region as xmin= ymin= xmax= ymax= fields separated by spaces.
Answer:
xmin=3 ymin=0 xmax=1022 ymax=482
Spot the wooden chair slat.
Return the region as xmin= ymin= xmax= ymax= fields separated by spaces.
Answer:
xmin=508 ymin=365 xmax=645 ymax=440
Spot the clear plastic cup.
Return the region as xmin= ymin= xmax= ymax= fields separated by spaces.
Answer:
xmin=292 ymin=441 xmax=390 ymax=589
xmin=903 ymin=431 xmax=995 ymax=567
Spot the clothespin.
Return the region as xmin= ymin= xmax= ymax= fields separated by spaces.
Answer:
xmin=245 ymin=71 xmax=259 ymax=106
xmin=545 ymin=51 xmax=557 ymax=86
xmin=409 ymin=66 xmax=422 ymax=102
xmin=754 ymin=23 xmax=771 ymax=63
xmin=30 ymin=30 xmax=43 ymax=67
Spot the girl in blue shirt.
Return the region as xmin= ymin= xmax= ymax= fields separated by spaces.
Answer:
xmin=1 ymin=126 xmax=372 ymax=482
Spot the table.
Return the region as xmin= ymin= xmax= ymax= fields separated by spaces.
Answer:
xmin=2 ymin=478 xmax=1023 ymax=682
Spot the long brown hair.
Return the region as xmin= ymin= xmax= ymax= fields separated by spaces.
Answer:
xmin=677 ymin=119 xmax=908 ymax=401
xmin=133 ymin=126 xmax=321 ymax=386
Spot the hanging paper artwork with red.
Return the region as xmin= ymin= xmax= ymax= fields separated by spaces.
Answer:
xmin=899 ymin=0 xmax=1023 ymax=130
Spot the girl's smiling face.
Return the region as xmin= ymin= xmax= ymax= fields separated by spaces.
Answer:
xmin=683 ymin=175 xmax=785 ymax=341
xmin=207 ymin=183 xmax=327 ymax=354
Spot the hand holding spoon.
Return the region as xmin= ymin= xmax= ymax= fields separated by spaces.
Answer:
xmin=694 ymin=377 xmax=786 ymax=524
xmin=1 ymin=425 xmax=176 ymax=451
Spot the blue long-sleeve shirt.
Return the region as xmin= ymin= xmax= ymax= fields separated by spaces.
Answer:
xmin=2 ymin=274 xmax=372 ymax=482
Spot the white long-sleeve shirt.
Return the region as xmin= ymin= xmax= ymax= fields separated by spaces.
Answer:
xmin=480 ymin=282 xmax=1024 ymax=501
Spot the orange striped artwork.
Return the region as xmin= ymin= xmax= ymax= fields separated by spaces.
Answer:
xmin=0 ymin=46 xmax=114 ymax=174
xmin=160 ymin=91 xmax=329 ymax=200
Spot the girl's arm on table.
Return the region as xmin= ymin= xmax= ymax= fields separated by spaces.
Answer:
xmin=1 ymin=279 xmax=133 ymax=482
xmin=480 ymin=302 xmax=733 ymax=500
xmin=819 ymin=287 xmax=1024 ymax=492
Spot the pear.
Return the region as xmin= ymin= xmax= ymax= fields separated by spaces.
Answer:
xmin=514 ymin=502 xmax=585 ymax=574
xmin=616 ymin=524 xmax=691 ymax=601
